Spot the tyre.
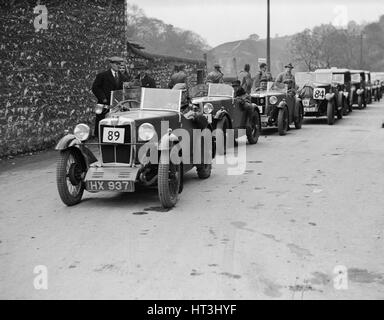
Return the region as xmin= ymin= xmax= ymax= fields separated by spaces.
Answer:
xmin=327 ymin=101 xmax=335 ymax=125
xmin=246 ymin=111 xmax=261 ymax=144
xmin=158 ymin=150 xmax=181 ymax=208
xmin=277 ymin=107 xmax=288 ymax=136
xmin=357 ymin=95 xmax=362 ymax=109
xmin=216 ymin=116 xmax=230 ymax=154
xmin=294 ymin=103 xmax=303 ymax=129
xmin=196 ymin=164 xmax=212 ymax=179
xmin=56 ymin=149 xmax=86 ymax=206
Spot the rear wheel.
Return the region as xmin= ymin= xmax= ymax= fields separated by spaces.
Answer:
xmin=327 ymin=101 xmax=335 ymax=125
xmin=357 ymin=95 xmax=363 ymax=109
xmin=158 ymin=150 xmax=181 ymax=208
xmin=196 ymin=164 xmax=212 ymax=179
xmin=246 ymin=111 xmax=261 ymax=144
xmin=56 ymin=149 xmax=86 ymax=206
xmin=277 ymin=107 xmax=288 ymax=136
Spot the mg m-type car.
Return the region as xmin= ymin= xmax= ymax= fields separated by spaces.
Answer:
xmin=297 ymin=69 xmax=345 ymax=125
xmin=364 ymin=71 xmax=373 ymax=105
xmin=190 ymin=83 xmax=262 ymax=148
xmin=56 ymin=87 xmax=215 ymax=208
xmin=329 ymin=68 xmax=352 ymax=115
xmin=249 ymin=82 xmax=304 ymax=135
xmin=350 ymin=70 xmax=367 ymax=109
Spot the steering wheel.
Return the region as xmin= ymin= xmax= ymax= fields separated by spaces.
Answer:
xmin=114 ymin=99 xmax=140 ymax=111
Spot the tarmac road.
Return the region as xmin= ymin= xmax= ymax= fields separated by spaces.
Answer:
xmin=1 ymin=102 xmax=384 ymax=300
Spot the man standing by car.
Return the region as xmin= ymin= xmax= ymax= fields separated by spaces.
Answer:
xmin=91 ymin=56 xmax=129 ymax=138
xmin=206 ymin=64 xmax=224 ymax=83
xmin=232 ymin=80 xmax=253 ymax=127
xmin=168 ymin=64 xmax=187 ymax=89
xmin=238 ymin=64 xmax=253 ymax=94
xmin=140 ymin=69 xmax=157 ymax=88
xmin=253 ymin=62 xmax=273 ymax=90
xmin=275 ymin=63 xmax=296 ymax=91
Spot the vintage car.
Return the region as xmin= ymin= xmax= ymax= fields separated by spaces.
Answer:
xmin=372 ymin=72 xmax=384 ymax=101
xmin=350 ymin=70 xmax=367 ymax=109
xmin=250 ymin=81 xmax=303 ymax=135
xmin=297 ymin=69 xmax=345 ymax=125
xmin=330 ymin=68 xmax=352 ymax=114
xmin=190 ymin=83 xmax=261 ymax=149
xmin=364 ymin=71 xmax=373 ymax=105
xmin=55 ymin=87 xmax=215 ymax=208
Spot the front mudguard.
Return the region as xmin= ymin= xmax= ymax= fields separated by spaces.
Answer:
xmin=55 ymin=134 xmax=97 ymax=167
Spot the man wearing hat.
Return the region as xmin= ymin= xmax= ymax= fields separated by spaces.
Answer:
xmin=206 ymin=64 xmax=224 ymax=84
xmin=275 ymin=63 xmax=296 ymax=91
xmin=253 ymin=62 xmax=273 ymax=90
xmin=231 ymin=79 xmax=253 ymax=127
xmin=91 ymin=56 xmax=130 ymax=137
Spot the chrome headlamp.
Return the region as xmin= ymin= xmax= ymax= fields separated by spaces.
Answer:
xmin=269 ymin=96 xmax=278 ymax=105
xmin=138 ymin=123 xmax=156 ymax=141
xmin=203 ymin=103 xmax=214 ymax=114
xmin=94 ymin=104 xmax=105 ymax=115
xmin=74 ymin=124 xmax=90 ymax=141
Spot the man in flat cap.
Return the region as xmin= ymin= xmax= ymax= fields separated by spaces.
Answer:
xmin=275 ymin=63 xmax=296 ymax=91
xmin=168 ymin=64 xmax=187 ymax=89
xmin=206 ymin=63 xmax=224 ymax=84
xmin=253 ymin=62 xmax=273 ymax=90
xmin=91 ymin=56 xmax=130 ymax=137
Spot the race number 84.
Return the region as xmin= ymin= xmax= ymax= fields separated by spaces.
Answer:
xmin=313 ymin=88 xmax=326 ymax=100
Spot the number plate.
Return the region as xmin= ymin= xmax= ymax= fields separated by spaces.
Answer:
xmin=304 ymin=107 xmax=317 ymax=112
xmin=102 ymin=128 xmax=125 ymax=144
xmin=86 ymin=180 xmax=135 ymax=192
xmin=303 ymin=99 xmax=310 ymax=107
xmin=313 ymin=88 xmax=326 ymax=100
xmin=257 ymin=105 xmax=263 ymax=114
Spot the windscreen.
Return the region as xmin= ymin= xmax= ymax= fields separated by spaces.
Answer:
xmin=332 ymin=74 xmax=344 ymax=84
xmin=314 ymin=72 xmax=332 ymax=84
xmin=296 ymin=72 xmax=314 ymax=88
xmin=140 ymin=88 xmax=181 ymax=111
xmin=351 ymin=73 xmax=361 ymax=83
xmin=208 ymin=83 xmax=234 ymax=97
xmin=110 ymin=88 xmax=141 ymax=108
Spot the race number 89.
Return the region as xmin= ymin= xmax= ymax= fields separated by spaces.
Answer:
xmin=102 ymin=128 xmax=125 ymax=144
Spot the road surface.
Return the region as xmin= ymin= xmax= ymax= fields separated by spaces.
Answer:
xmin=1 ymin=102 xmax=384 ymax=299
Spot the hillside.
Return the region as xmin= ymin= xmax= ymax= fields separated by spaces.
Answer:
xmin=207 ymin=35 xmax=292 ymax=78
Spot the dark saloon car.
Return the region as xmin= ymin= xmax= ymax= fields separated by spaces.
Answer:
xmin=250 ymin=82 xmax=303 ymax=135
xmin=297 ymin=69 xmax=345 ymax=125
xmin=56 ymin=88 xmax=215 ymax=209
xmin=350 ymin=70 xmax=367 ymax=109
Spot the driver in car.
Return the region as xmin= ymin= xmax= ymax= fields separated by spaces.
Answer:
xmin=232 ymin=80 xmax=253 ymax=127
xmin=172 ymin=83 xmax=208 ymax=129
xmin=275 ymin=63 xmax=296 ymax=93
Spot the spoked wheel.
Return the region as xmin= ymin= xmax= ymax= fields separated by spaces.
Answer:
xmin=158 ymin=150 xmax=181 ymax=208
xmin=327 ymin=101 xmax=335 ymax=125
xmin=277 ymin=107 xmax=288 ymax=136
xmin=56 ymin=149 xmax=86 ymax=206
xmin=246 ymin=111 xmax=261 ymax=144
xmin=216 ymin=116 xmax=230 ymax=154
xmin=294 ymin=104 xmax=303 ymax=129
xmin=357 ymin=95 xmax=362 ymax=109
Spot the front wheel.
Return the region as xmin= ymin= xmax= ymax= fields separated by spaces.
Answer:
xmin=56 ymin=149 xmax=86 ymax=206
xmin=158 ymin=150 xmax=181 ymax=208
xmin=246 ymin=111 xmax=261 ymax=144
xmin=327 ymin=101 xmax=335 ymax=125
xmin=357 ymin=95 xmax=363 ymax=109
xmin=294 ymin=104 xmax=303 ymax=129
xmin=277 ymin=107 xmax=288 ymax=135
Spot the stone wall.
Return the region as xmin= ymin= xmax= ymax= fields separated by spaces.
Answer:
xmin=0 ymin=0 xmax=125 ymax=158
xmin=0 ymin=1 xmax=207 ymax=159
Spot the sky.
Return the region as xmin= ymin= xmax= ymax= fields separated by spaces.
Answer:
xmin=129 ymin=0 xmax=384 ymax=47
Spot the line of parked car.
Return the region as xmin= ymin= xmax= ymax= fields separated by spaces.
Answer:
xmin=55 ymin=68 xmax=384 ymax=209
